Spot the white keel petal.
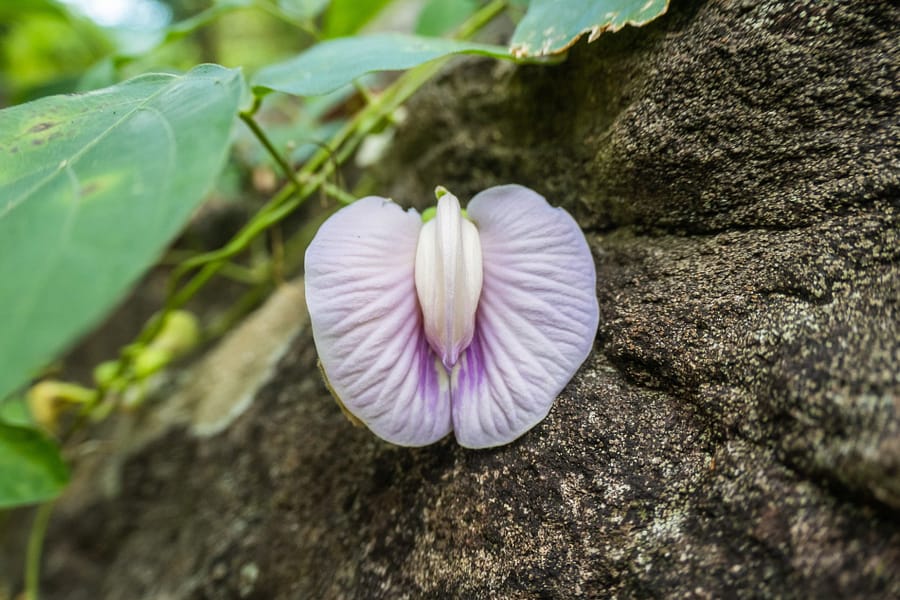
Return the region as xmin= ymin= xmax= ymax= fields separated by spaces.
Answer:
xmin=415 ymin=191 xmax=483 ymax=369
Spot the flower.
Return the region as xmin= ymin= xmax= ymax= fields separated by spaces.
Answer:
xmin=305 ymin=184 xmax=599 ymax=448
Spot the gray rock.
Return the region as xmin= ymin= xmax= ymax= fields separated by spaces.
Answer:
xmin=35 ymin=0 xmax=900 ymax=598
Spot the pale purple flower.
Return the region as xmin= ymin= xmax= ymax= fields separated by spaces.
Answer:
xmin=305 ymin=184 xmax=599 ymax=448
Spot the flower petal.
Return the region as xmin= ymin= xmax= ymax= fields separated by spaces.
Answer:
xmin=451 ymin=185 xmax=599 ymax=448
xmin=305 ymin=197 xmax=452 ymax=446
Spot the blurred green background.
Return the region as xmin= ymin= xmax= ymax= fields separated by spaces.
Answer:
xmin=0 ymin=0 xmax=372 ymax=106
xmin=0 ymin=0 xmax=493 ymax=107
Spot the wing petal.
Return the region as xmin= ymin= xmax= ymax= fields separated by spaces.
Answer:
xmin=452 ymin=185 xmax=599 ymax=448
xmin=305 ymin=197 xmax=452 ymax=446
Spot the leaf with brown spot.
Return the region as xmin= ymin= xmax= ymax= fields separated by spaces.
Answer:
xmin=510 ymin=0 xmax=669 ymax=57
xmin=0 ymin=65 xmax=245 ymax=401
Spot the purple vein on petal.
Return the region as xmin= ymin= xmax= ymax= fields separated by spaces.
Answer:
xmin=305 ymin=196 xmax=452 ymax=447
xmin=450 ymin=185 xmax=599 ymax=449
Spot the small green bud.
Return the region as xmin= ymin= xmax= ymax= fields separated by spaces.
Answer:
xmin=26 ymin=380 xmax=97 ymax=432
xmin=133 ymin=347 xmax=173 ymax=379
xmin=152 ymin=310 xmax=200 ymax=357
xmin=93 ymin=360 xmax=120 ymax=388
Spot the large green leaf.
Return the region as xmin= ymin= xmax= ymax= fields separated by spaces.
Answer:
xmin=252 ymin=33 xmax=514 ymax=97
xmin=0 ymin=64 xmax=244 ymax=401
xmin=0 ymin=397 xmax=32 ymax=428
xmin=0 ymin=422 xmax=68 ymax=508
xmin=510 ymin=0 xmax=669 ymax=57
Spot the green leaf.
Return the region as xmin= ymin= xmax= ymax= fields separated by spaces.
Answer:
xmin=0 ymin=422 xmax=69 ymax=508
xmin=415 ymin=0 xmax=480 ymax=36
xmin=278 ymin=0 xmax=330 ymax=20
xmin=252 ymin=33 xmax=514 ymax=97
xmin=510 ymin=0 xmax=669 ymax=57
xmin=322 ymin=0 xmax=392 ymax=38
xmin=234 ymin=85 xmax=353 ymax=170
xmin=0 ymin=397 xmax=33 ymax=428
xmin=0 ymin=64 xmax=244 ymax=401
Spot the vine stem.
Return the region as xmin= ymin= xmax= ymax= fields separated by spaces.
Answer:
xmin=24 ymin=501 xmax=54 ymax=600
xmin=102 ymin=0 xmax=511 ymax=390
xmin=159 ymin=0 xmax=508 ymax=315
xmin=238 ymin=111 xmax=301 ymax=191
xmin=457 ymin=0 xmax=507 ymax=38
xmin=33 ymin=7 xmax=515 ymax=587
xmin=237 ymin=112 xmax=356 ymax=205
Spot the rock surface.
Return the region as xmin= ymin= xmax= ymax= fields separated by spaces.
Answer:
xmin=35 ymin=0 xmax=900 ymax=598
